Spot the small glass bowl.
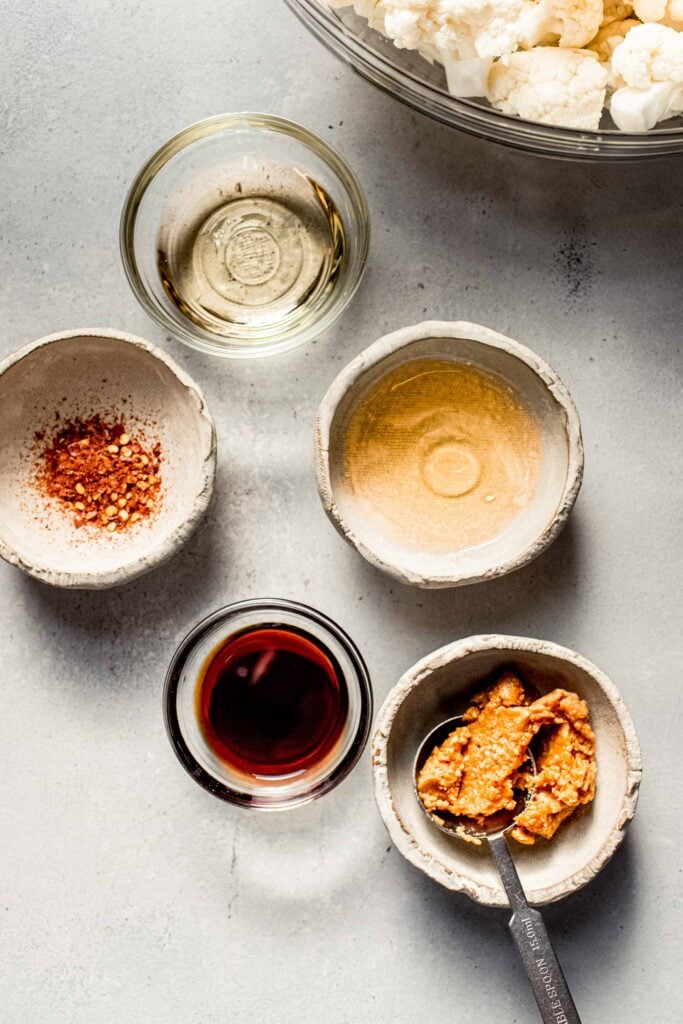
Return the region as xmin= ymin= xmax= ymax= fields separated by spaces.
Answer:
xmin=164 ymin=598 xmax=373 ymax=809
xmin=120 ymin=113 xmax=370 ymax=358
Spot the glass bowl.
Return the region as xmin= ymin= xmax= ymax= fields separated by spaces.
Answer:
xmin=121 ymin=114 xmax=370 ymax=358
xmin=284 ymin=0 xmax=683 ymax=161
xmin=164 ymin=598 xmax=373 ymax=809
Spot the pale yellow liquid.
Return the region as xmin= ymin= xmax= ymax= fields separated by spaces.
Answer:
xmin=344 ymin=359 xmax=542 ymax=554
xmin=157 ymin=163 xmax=345 ymax=338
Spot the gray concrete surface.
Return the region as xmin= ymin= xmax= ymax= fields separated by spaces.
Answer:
xmin=1 ymin=2 xmax=681 ymax=1021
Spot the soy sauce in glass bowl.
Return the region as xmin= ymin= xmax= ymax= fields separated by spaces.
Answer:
xmin=164 ymin=599 xmax=372 ymax=809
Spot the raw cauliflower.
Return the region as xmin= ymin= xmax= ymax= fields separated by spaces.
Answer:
xmin=609 ymin=21 xmax=683 ymax=126
xmin=328 ymin=0 xmax=527 ymax=60
xmin=587 ymin=17 xmax=641 ymax=87
xmin=602 ymin=0 xmax=634 ymax=25
xmin=519 ymin=0 xmax=604 ymax=49
xmin=328 ymin=0 xmax=683 ymax=130
xmin=441 ymin=52 xmax=494 ymax=93
xmin=611 ymin=20 xmax=683 ymax=85
xmin=488 ymin=46 xmax=608 ymax=127
xmin=601 ymin=0 xmax=635 ymax=26
xmin=632 ymin=0 xmax=683 ymax=28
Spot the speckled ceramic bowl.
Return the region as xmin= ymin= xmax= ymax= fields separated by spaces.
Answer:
xmin=0 ymin=329 xmax=216 ymax=589
xmin=372 ymin=635 xmax=642 ymax=907
xmin=316 ymin=321 xmax=584 ymax=588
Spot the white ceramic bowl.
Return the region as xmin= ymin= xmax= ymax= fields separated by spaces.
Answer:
xmin=372 ymin=635 xmax=642 ymax=907
xmin=0 ymin=329 xmax=216 ymax=589
xmin=316 ymin=321 xmax=583 ymax=588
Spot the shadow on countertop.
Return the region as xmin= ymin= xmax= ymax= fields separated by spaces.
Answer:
xmin=342 ymin=81 xmax=682 ymax=331
xmin=353 ymin=81 xmax=681 ymax=221
xmin=348 ymin=512 xmax=583 ymax=655
xmin=387 ymin=829 xmax=638 ymax=1014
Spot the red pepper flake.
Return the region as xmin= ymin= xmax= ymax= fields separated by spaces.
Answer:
xmin=33 ymin=416 xmax=162 ymax=532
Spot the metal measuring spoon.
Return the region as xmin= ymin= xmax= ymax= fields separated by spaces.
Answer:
xmin=414 ymin=717 xmax=582 ymax=1024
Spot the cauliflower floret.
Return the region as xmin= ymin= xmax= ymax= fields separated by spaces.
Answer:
xmin=330 ymin=0 xmax=682 ymax=130
xmin=384 ymin=2 xmax=452 ymax=53
xmin=609 ymin=21 xmax=683 ymax=126
xmin=601 ymin=1 xmax=635 ymax=26
xmin=392 ymin=0 xmax=528 ymax=59
xmin=587 ymin=17 xmax=641 ymax=87
xmin=488 ymin=46 xmax=608 ymax=128
xmin=632 ymin=0 xmax=683 ymax=28
xmin=441 ymin=52 xmax=494 ymax=94
xmin=611 ymin=20 xmax=683 ymax=85
xmin=611 ymin=79 xmax=683 ymax=124
xmin=520 ymin=0 xmax=604 ymax=48
xmin=329 ymin=1 xmax=527 ymax=60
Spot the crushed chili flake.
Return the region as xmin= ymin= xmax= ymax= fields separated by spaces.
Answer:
xmin=33 ymin=416 xmax=162 ymax=532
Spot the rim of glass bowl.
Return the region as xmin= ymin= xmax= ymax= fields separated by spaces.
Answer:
xmin=284 ymin=0 xmax=683 ymax=161
xmin=163 ymin=598 xmax=373 ymax=810
xmin=120 ymin=112 xmax=371 ymax=358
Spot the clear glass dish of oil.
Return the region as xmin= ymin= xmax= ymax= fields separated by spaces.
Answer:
xmin=121 ymin=114 xmax=370 ymax=358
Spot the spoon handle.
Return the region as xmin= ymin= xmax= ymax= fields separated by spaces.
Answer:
xmin=488 ymin=833 xmax=582 ymax=1024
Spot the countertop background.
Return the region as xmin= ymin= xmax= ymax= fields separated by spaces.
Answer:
xmin=1 ymin=2 xmax=681 ymax=1021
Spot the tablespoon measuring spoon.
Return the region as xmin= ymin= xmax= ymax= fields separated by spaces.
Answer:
xmin=414 ymin=717 xmax=582 ymax=1024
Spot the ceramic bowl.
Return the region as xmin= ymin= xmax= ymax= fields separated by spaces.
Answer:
xmin=316 ymin=321 xmax=583 ymax=588
xmin=0 ymin=329 xmax=216 ymax=589
xmin=372 ymin=635 xmax=642 ymax=907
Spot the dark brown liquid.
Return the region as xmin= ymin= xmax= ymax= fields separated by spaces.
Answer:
xmin=196 ymin=627 xmax=348 ymax=777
